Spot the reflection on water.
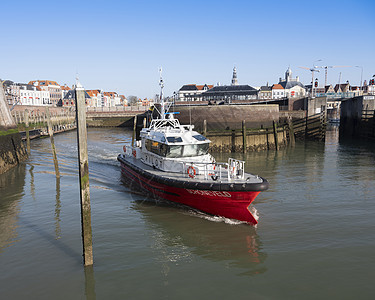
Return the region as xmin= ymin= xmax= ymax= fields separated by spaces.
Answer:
xmin=29 ymin=165 xmax=36 ymax=201
xmin=0 ymin=163 xmax=26 ymax=252
xmin=55 ymin=177 xmax=61 ymax=239
xmin=84 ymin=265 xmax=96 ymax=300
xmin=133 ymin=200 xmax=267 ymax=277
xmin=1 ymin=127 xmax=374 ymax=299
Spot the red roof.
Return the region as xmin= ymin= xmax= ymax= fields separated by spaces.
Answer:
xmin=272 ymin=84 xmax=284 ymax=90
xmin=196 ymin=84 xmax=214 ymax=90
xmin=28 ymin=80 xmax=60 ymax=86
xmin=86 ymin=90 xmax=100 ymax=97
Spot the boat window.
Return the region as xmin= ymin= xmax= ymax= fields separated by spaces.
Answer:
xmin=151 ymin=141 xmax=159 ymax=154
xmin=159 ymin=143 xmax=168 ymax=157
xmin=165 ymin=143 xmax=209 ymax=158
xmin=183 ymin=143 xmax=209 ymax=156
xmin=145 ymin=140 xmax=209 ymax=158
xmin=193 ymin=134 xmax=206 ymax=141
xmin=145 ymin=139 xmax=152 ymax=152
xmin=183 ymin=144 xmax=199 ymax=157
xmin=197 ymin=143 xmax=209 ymax=155
xmin=167 ymin=136 xmax=183 ymax=143
xmin=167 ymin=145 xmax=182 ymax=158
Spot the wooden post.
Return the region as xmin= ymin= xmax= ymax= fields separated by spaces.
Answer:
xmin=75 ymin=82 xmax=94 ymax=266
xmin=132 ymin=115 xmax=137 ymax=147
xmin=242 ymin=120 xmax=247 ymax=153
xmin=305 ymin=111 xmax=309 ymax=139
xmin=25 ymin=109 xmax=31 ymax=154
xmin=143 ymin=117 xmax=146 ymax=129
xmin=46 ymin=107 xmax=60 ymax=178
xmin=287 ymin=116 xmax=295 ymax=147
xmin=273 ymin=120 xmax=278 ymax=151
xmin=203 ymin=119 xmax=207 ymax=137
xmin=231 ymin=130 xmax=236 ymax=152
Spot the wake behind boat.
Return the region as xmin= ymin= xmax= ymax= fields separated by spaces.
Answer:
xmin=117 ymin=70 xmax=269 ymax=225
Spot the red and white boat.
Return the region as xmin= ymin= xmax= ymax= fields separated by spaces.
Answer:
xmin=117 ymin=71 xmax=269 ymax=225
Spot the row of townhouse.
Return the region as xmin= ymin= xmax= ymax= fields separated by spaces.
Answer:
xmin=177 ymin=67 xmax=375 ymax=103
xmin=177 ymin=68 xmax=306 ymax=102
xmin=62 ymin=89 xmax=127 ymax=107
xmin=3 ymin=79 xmax=127 ymax=107
xmin=4 ymin=81 xmax=53 ymax=106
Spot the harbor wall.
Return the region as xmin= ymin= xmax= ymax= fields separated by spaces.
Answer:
xmin=340 ymin=96 xmax=375 ymax=139
xmin=207 ymin=126 xmax=287 ymax=152
xmin=175 ymin=105 xmax=280 ymax=131
xmin=128 ymin=104 xmax=326 ymax=152
xmin=10 ymin=106 xmax=76 ymax=139
xmin=0 ymin=85 xmax=27 ymax=174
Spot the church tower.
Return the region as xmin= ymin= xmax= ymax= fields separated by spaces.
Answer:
xmin=285 ymin=67 xmax=292 ymax=82
xmin=231 ymin=66 xmax=238 ymax=86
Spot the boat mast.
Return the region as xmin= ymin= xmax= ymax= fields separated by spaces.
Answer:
xmin=159 ymin=67 xmax=165 ymax=120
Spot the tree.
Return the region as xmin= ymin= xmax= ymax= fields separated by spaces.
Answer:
xmin=128 ymin=95 xmax=139 ymax=106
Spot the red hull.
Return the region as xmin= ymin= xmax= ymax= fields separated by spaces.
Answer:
xmin=120 ymin=162 xmax=260 ymax=225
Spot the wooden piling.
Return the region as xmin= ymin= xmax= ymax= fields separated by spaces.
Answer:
xmin=231 ymin=130 xmax=236 ymax=152
xmin=203 ymin=119 xmax=207 ymax=137
xmin=46 ymin=107 xmax=60 ymax=178
xmin=25 ymin=109 xmax=30 ymax=154
xmin=273 ymin=120 xmax=278 ymax=151
xmin=242 ymin=120 xmax=247 ymax=153
xmin=143 ymin=117 xmax=146 ymax=129
xmin=132 ymin=116 xmax=137 ymax=147
xmin=287 ymin=116 xmax=295 ymax=147
xmin=75 ymin=82 xmax=94 ymax=266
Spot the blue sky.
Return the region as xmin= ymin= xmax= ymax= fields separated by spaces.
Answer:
xmin=1 ymin=0 xmax=374 ymax=98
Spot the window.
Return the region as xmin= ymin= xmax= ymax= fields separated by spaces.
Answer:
xmin=193 ymin=134 xmax=206 ymax=141
xmin=145 ymin=139 xmax=209 ymax=158
xmin=167 ymin=136 xmax=182 ymax=143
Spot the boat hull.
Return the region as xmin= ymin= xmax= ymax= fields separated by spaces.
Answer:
xmin=118 ymin=156 xmax=266 ymax=225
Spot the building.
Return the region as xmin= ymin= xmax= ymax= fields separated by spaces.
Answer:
xmin=61 ymin=85 xmax=71 ymax=99
xmin=177 ymin=84 xmax=213 ymax=101
xmin=201 ymin=84 xmax=258 ymax=103
xmin=277 ymin=68 xmax=306 ymax=98
xmin=3 ymin=81 xmax=20 ymax=106
xmin=85 ymin=90 xmax=104 ymax=107
xmin=272 ymin=84 xmax=285 ymax=99
xmin=19 ymin=84 xmax=50 ymax=106
xmin=120 ymin=95 xmax=128 ymax=106
xmin=258 ymin=85 xmax=272 ymax=100
xmin=104 ymin=92 xmax=122 ymax=107
xmin=60 ymin=89 xmax=91 ymax=107
xmin=28 ymin=80 xmax=62 ymax=106
xmin=334 ymin=83 xmax=350 ymax=93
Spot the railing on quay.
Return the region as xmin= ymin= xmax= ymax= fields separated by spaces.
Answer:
xmin=86 ymin=105 xmax=150 ymax=113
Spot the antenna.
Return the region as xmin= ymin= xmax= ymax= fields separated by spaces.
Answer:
xmin=159 ymin=67 xmax=165 ymax=119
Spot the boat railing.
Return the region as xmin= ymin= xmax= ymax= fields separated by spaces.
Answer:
xmin=228 ymin=158 xmax=245 ymax=179
xmin=181 ymin=158 xmax=245 ymax=181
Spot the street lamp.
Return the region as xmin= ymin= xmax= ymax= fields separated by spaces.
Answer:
xmin=355 ymin=66 xmax=363 ymax=92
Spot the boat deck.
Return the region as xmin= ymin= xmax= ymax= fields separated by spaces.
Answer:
xmin=118 ymin=154 xmax=269 ymax=192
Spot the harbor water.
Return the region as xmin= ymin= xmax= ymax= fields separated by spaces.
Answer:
xmin=0 ymin=127 xmax=374 ymax=299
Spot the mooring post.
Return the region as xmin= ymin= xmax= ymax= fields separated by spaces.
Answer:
xmin=25 ymin=109 xmax=30 ymax=154
xmin=242 ymin=120 xmax=247 ymax=153
xmin=46 ymin=107 xmax=60 ymax=178
xmin=132 ymin=115 xmax=137 ymax=147
xmin=75 ymin=81 xmax=94 ymax=266
xmin=143 ymin=117 xmax=146 ymax=129
xmin=273 ymin=120 xmax=279 ymax=151
xmin=287 ymin=116 xmax=295 ymax=147
xmin=203 ymin=119 xmax=207 ymax=137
